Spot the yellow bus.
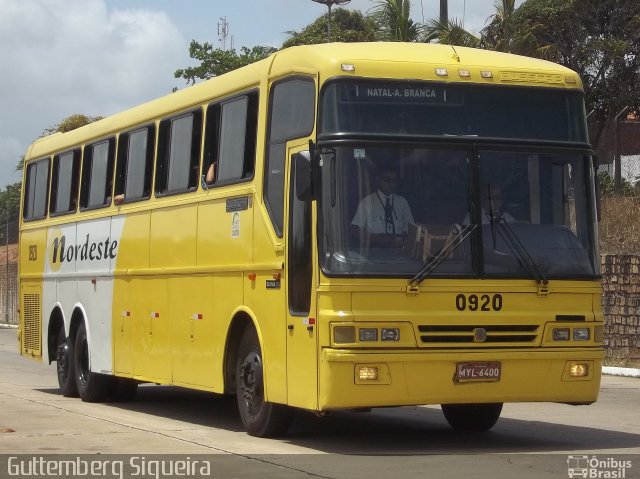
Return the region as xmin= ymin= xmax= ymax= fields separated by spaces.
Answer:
xmin=18 ymin=42 xmax=603 ymax=437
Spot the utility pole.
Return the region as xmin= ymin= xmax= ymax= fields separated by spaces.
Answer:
xmin=440 ymin=0 xmax=448 ymax=24
xmin=311 ymin=0 xmax=351 ymax=42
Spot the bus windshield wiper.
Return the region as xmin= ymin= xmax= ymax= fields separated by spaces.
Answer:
xmin=409 ymin=224 xmax=476 ymax=285
xmin=494 ymin=218 xmax=549 ymax=292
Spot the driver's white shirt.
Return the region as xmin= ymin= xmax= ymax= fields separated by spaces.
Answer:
xmin=351 ymin=190 xmax=414 ymax=235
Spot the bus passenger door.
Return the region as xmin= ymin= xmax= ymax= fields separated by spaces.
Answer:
xmin=285 ymin=148 xmax=318 ymax=409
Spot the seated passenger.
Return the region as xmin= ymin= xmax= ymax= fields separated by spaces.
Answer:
xmin=464 ymin=184 xmax=515 ymax=224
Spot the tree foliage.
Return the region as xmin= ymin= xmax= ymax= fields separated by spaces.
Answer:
xmin=44 ymin=113 xmax=104 ymax=135
xmin=369 ymin=0 xmax=423 ymax=42
xmin=174 ymin=43 xmax=277 ymax=85
xmin=509 ymin=0 xmax=640 ymax=147
xmin=0 ymin=183 xmax=21 ymax=223
xmin=283 ymin=9 xmax=377 ymax=47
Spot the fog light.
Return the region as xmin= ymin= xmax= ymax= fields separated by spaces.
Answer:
xmin=573 ymin=328 xmax=590 ymax=341
xmin=359 ymin=328 xmax=378 ymax=341
xmin=334 ymin=326 xmax=355 ymax=343
xmin=381 ymin=328 xmax=400 ymax=341
xmin=358 ymin=366 xmax=378 ymax=381
xmin=569 ymin=363 xmax=589 ymax=377
xmin=553 ymin=328 xmax=570 ymax=341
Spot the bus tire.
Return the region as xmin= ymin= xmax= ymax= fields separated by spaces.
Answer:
xmin=56 ymin=324 xmax=78 ymax=397
xmin=236 ymin=326 xmax=292 ymax=437
xmin=74 ymin=322 xmax=110 ymax=403
xmin=441 ymin=403 xmax=503 ymax=432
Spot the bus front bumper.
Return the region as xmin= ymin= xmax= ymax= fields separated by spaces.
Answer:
xmin=318 ymin=348 xmax=604 ymax=410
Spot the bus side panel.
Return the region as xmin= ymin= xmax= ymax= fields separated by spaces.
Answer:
xmin=245 ymin=202 xmax=287 ymax=405
xmin=19 ymin=227 xmax=48 ymax=359
xmin=113 ymin=211 xmax=150 ymax=376
xmin=74 ymin=217 xmax=122 ymax=374
xmin=197 ymin=195 xmax=254 ymax=267
xmin=170 ymin=273 xmax=242 ymax=391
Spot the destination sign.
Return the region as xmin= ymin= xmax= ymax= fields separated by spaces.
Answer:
xmin=340 ymin=82 xmax=461 ymax=105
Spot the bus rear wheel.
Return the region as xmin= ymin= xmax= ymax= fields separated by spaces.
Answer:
xmin=74 ymin=322 xmax=110 ymax=402
xmin=441 ymin=403 xmax=503 ymax=432
xmin=236 ymin=326 xmax=292 ymax=437
xmin=56 ymin=324 xmax=78 ymax=397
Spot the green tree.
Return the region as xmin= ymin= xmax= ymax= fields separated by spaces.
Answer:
xmin=283 ymin=9 xmax=377 ymax=47
xmin=510 ymin=0 xmax=640 ymax=148
xmin=0 ymin=183 xmax=21 ymax=223
xmin=44 ymin=113 xmax=104 ymax=135
xmin=174 ymin=43 xmax=277 ymax=85
xmin=369 ymin=0 xmax=423 ymax=42
xmin=424 ymin=17 xmax=481 ymax=47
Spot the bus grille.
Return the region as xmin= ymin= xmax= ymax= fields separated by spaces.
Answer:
xmin=22 ymin=293 xmax=42 ymax=356
xmin=417 ymin=324 xmax=539 ymax=346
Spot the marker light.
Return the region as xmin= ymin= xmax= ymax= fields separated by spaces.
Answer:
xmin=594 ymin=325 xmax=604 ymax=343
xmin=458 ymin=69 xmax=471 ymax=78
xmin=381 ymin=328 xmax=400 ymax=341
xmin=358 ymin=366 xmax=379 ymax=381
xmin=569 ymin=363 xmax=589 ymax=377
xmin=480 ymin=71 xmax=494 ymax=79
xmin=341 ymin=63 xmax=356 ymax=72
xmin=573 ymin=328 xmax=590 ymax=341
xmin=435 ymin=68 xmax=448 ymax=77
xmin=553 ymin=328 xmax=570 ymax=341
xmin=334 ymin=326 xmax=355 ymax=343
xmin=359 ymin=328 xmax=378 ymax=342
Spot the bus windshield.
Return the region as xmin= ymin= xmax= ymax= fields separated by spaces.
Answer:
xmin=317 ymin=145 xmax=598 ymax=279
xmin=320 ymin=80 xmax=588 ymax=142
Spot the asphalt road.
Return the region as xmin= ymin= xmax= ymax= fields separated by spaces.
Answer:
xmin=0 ymin=326 xmax=639 ymax=479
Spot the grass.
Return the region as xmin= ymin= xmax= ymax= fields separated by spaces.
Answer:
xmin=599 ymin=196 xmax=640 ymax=254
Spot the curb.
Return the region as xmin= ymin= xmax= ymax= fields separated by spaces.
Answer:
xmin=602 ymin=366 xmax=640 ymax=378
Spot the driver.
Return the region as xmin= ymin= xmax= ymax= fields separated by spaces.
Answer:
xmin=350 ymin=164 xmax=415 ymax=247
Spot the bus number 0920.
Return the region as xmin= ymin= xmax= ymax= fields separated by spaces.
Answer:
xmin=455 ymin=294 xmax=503 ymax=312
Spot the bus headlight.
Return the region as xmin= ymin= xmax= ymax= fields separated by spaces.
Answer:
xmin=359 ymin=328 xmax=378 ymax=341
xmin=381 ymin=328 xmax=400 ymax=341
xmin=553 ymin=328 xmax=570 ymax=341
xmin=334 ymin=326 xmax=355 ymax=343
xmin=573 ymin=328 xmax=590 ymax=341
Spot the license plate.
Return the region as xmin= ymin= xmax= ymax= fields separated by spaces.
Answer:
xmin=455 ymin=361 xmax=501 ymax=383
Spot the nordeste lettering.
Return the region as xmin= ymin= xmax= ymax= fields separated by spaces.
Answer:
xmin=51 ymin=234 xmax=118 ymax=264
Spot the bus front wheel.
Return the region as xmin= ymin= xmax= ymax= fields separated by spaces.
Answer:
xmin=74 ymin=322 xmax=110 ymax=402
xmin=56 ymin=324 xmax=78 ymax=397
xmin=441 ymin=403 xmax=503 ymax=432
xmin=236 ymin=326 xmax=292 ymax=437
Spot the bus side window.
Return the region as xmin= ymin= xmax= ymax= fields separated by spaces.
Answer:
xmin=156 ymin=109 xmax=202 ymax=196
xmin=203 ymin=91 xmax=258 ymax=188
xmin=265 ymin=77 xmax=315 ymax=236
xmin=50 ymin=149 xmax=80 ymax=216
xmin=80 ymin=138 xmax=116 ymax=210
xmin=114 ymin=125 xmax=155 ymax=204
xmin=23 ymin=158 xmax=50 ymax=221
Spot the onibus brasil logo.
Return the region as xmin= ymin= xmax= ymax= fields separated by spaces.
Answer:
xmin=567 ymin=455 xmax=633 ymax=478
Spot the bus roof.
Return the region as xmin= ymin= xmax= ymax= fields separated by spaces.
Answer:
xmin=26 ymin=42 xmax=582 ymax=161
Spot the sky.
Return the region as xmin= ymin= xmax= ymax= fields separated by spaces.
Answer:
xmin=0 ymin=0 xmax=522 ymax=190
